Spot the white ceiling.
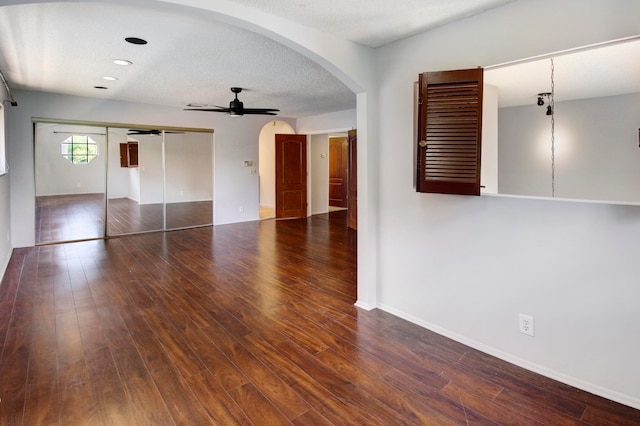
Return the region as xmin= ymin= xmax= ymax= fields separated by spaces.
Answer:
xmin=224 ymin=0 xmax=517 ymax=48
xmin=485 ymin=37 xmax=640 ymax=108
xmin=1 ymin=1 xmax=636 ymax=117
xmin=0 ymin=0 xmax=516 ymax=118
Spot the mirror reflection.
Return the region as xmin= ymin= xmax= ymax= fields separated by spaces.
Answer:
xmin=35 ymin=123 xmax=107 ymax=243
xmin=165 ymin=131 xmax=213 ymax=230
xmin=107 ymin=128 xmax=165 ymax=236
xmin=484 ymin=36 xmax=640 ymax=203
xmin=35 ymin=122 xmax=213 ymax=244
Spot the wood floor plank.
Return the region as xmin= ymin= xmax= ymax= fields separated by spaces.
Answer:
xmin=381 ymin=366 xmax=487 ymax=425
xmin=186 ymin=372 xmax=252 ymax=425
xmin=315 ymin=347 xmax=461 ymax=425
xmin=149 ymin=367 xmax=216 ymax=425
xmin=58 ymin=356 xmax=110 ymax=425
xmin=21 ymin=329 xmax=58 ymax=426
xmin=227 ymin=382 xmax=291 ymax=425
xmin=441 ymin=382 xmax=552 ymax=426
xmin=274 ymin=339 xmax=406 ymax=425
xmin=180 ymin=324 xmax=250 ymax=391
xmin=241 ymin=331 xmax=392 ymax=425
xmin=1 ymin=210 xmax=639 ymax=424
xmin=291 ymin=409 xmax=335 ymax=426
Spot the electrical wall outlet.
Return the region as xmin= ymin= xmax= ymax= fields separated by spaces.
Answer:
xmin=519 ymin=314 xmax=535 ymax=336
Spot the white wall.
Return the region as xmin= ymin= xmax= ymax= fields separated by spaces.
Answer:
xmin=375 ymin=0 xmax=640 ymax=408
xmin=137 ymin=136 xmax=164 ymax=204
xmin=0 ymin=173 xmax=9 ymax=278
xmin=481 ymin=84 xmax=498 ymax=194
xmin=0 ymin=103 xmax=6 ymax=175
xmin=258 ymin=120 xmax=294 ymax=209
xmin=32 ymin=125 xmax=213 ymax=203
xmin=499 ymin=92 xmax=640 ymax=202
xmin=128 ymin=168 xmax=140 ymax=202
xmin=0 ymin=104 xmax=10 ymax=278
xmin=35 ymin=125 xmax=106 ymax=196
xmin=297 ymin=109 xmax=356 ymax=134
xmin=310 ymin=134 xmax=329 ymax=214
xmin=165 ymin=132 xmax=213 ymax=203
xmin=107 ymin=131 xmax=131 ymax=199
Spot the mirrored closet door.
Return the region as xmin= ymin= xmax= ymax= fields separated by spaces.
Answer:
xmin=35 ymin=121 xmax=213 ymax=244
xmin=107 ymin=128 xmax=165 ymax=237
xmin=165 ymin=131 xmax=213 ymax=230
xmin=35 ymin=122 xmax=107 ymax=244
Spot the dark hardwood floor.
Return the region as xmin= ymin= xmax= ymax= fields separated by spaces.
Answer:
xmin=36 ymin=194 xmax=213 ymax=244
xmin=36 ymin=194 xmax=105 ymax=243
xmin=2 ymin=211 xmax=639 ymax=425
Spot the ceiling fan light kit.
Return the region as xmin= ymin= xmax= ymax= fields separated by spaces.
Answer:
xmin=185 ymin=87 xmax=279 ymax=117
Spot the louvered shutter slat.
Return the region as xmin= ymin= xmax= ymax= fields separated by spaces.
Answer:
xmin=416 ymin=68 xmax=483 ymax=195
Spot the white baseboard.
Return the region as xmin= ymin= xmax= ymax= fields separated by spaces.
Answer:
xmin=354 ymin=300 xmax=376 ymax=311
xmin=377 ymin=303 xmax=640 ymax=411
xmin=0 ymin=247 xmax=13 ymax=285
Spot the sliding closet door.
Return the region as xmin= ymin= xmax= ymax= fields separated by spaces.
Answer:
xmin=35 ymin=123 xmax=107 ymax=244
xmin=165 ymin=131 xmax=213 ymax=230
xmin=106 ymin=129 xmax=164 ymax=236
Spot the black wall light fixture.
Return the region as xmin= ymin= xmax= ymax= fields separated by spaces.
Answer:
xmin=537 ymin=92 xmax=553 ymax=115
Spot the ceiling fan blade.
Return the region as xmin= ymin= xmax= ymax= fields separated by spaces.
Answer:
xmin=243 ymin=108 xmax=280 ymax=113
xmin=128 ymin=129 xmax=158 ymax=135
xmin=128 ymin=129 xmax=184 ymax=135
xmin=242 ymin=110 xmax=279 ymax=115
xmin=183 ymin=107 xmax=230 ymax=113
xmin=184 ymin=88 xmax=278 ymax=116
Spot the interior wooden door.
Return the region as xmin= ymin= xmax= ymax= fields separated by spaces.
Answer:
xmin=348 ymin=130 xmax=357 ymax=230
xmin=329 ymin=137 xmax=348 ymax=208
xmin=275 ymin=134 xmax=307 ymax=219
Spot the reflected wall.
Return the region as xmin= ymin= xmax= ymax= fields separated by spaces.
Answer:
xmin=35 ymin=121 xmax=213 ymax=244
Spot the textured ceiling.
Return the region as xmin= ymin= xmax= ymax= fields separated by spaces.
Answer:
xmin=224 ymin=0 xmax=516 ymax=47
xmin=0 ymin=2 xmax=357 ymax=117
xmin=7 ymin=1 xmax=634 ymax=117
xmin=0 ymin=0 xmax=517 ymax=118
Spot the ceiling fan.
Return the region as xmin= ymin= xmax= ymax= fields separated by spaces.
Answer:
xmin=184 ymin=87 xmax=279 ymax=117
xmin=127 ymin=129 xmax=184 ymax=135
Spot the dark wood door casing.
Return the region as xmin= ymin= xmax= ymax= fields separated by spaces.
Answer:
xmin=347 ymin=130 xmax=357 ymax=230
xmin=275 ymin=134 xmax=307 ymax=219
xmin=329 ymin=137 xmax=348 ymax=208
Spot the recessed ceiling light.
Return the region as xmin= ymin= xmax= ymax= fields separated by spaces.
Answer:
xmin=94 ymin=86 xmax=108 ymax=90
xmin=113 ymin=59 xmax=132 ymax=66
xmin=103 ymin=76 xmax=118 ymax=81
xmin=125 ymin=37 xmax=147 ymax=45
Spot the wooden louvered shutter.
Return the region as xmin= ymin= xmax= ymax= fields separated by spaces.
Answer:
xmin=416 ymin=68 xmax=483 ymax=195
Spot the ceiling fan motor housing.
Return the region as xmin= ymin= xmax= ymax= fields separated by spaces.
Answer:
xmin=230 ymin=98 xmax=244 ymax=115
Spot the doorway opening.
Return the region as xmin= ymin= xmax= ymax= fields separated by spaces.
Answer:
xmin=258 ymin=121 xmax=357 ymax=226
xmin=258 ymin=120 xmax=295 ymax=219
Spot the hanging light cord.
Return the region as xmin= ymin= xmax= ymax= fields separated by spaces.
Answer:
xmin=550 ymin=58 xmax=555 ymax=197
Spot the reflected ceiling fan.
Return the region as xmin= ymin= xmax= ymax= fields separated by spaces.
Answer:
xmin=184 ymin=87 xmax=279 ymax=117
xmin=127 ymin=129 xmax=184 ymax=135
